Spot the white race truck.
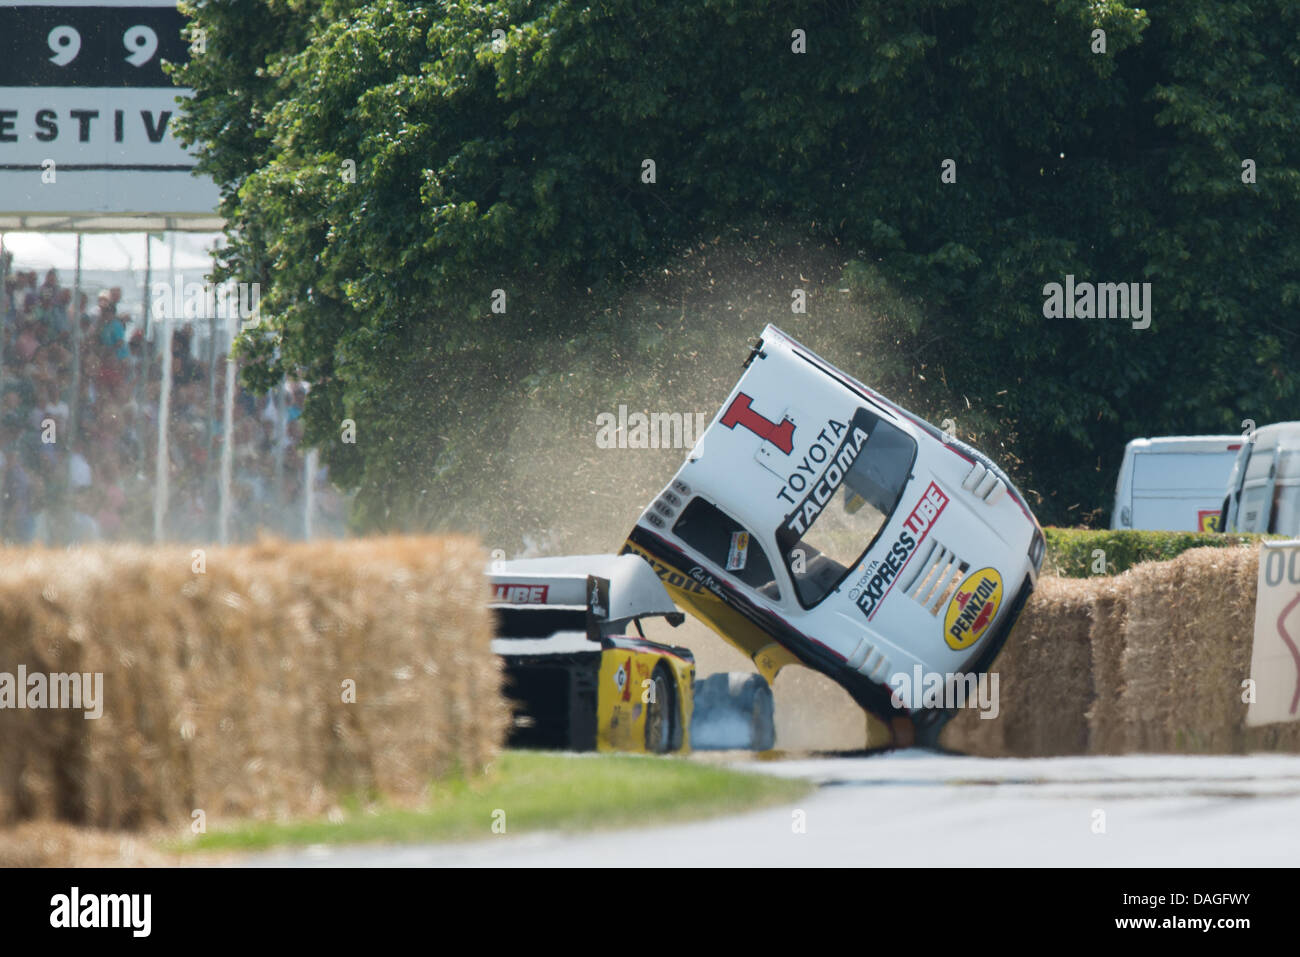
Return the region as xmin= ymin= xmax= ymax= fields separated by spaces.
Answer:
xmin=490 ymin=324 xmax=1044 ymax=750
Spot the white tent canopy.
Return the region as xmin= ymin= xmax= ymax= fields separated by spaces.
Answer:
xmin=2 ymin=231 xmax=219 ymax=272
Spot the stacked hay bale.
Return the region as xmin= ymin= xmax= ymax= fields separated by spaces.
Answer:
xmin=0 ymin=536 xmax=506 ymax=831
xmin=944 ymin=545 xmax=1300 ymax=756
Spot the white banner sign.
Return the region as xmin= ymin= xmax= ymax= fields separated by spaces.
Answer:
xmin=1247 ymin=540 xmax=1300 ymax=726
xmin=1 ymin=87 xmax=193 ymax=165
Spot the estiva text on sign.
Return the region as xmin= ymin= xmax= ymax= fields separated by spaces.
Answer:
xmin=0 ymin=91 xmax=183 ymax=157
xmin=0 ymin=0 xmax=220 ymax=217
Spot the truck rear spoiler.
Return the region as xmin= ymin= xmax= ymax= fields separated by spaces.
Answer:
xmin=488 ymin=553 xmax=684 ymax=642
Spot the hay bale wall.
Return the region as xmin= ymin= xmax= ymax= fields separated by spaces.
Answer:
xmin=0 ymin=536 xmax=505 ymax=830
xmin=944 ymin=545 xmax=1300 ymax=756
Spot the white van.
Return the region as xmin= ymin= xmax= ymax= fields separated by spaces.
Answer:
xmin=1221 ymin=422 xmax=1300 ymax=535
xmin=1111 ymin=435 xmax=1244 ymax=532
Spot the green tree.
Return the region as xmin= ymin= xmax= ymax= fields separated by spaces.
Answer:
xmin=172 ymin=0 xmax=1300 ymax=530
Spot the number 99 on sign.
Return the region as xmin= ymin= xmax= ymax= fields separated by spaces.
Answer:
xmin=48 ymin=25 xmax=159 ymax=67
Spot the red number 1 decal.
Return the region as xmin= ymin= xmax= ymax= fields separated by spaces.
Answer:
xmin=719 ymin=393 xmax=795 ymax=454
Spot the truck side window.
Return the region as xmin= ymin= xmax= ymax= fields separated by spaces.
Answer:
xmin=671 ymin=498 xmax=780 ymax=600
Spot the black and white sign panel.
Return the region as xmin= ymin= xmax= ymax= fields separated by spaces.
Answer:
xmin=0 ymin=2 xmax=188 ymax=87
xmin=0 ymin=1 xmax=219 ymax=220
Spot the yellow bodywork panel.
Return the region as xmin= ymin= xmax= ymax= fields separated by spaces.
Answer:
xmin=752 ymin=641 xmax=802 ymax=685
xmin=596 ymin=645 xmax=695 ymax=753
xmin=623 ymin=539 xmax=801 ymax=684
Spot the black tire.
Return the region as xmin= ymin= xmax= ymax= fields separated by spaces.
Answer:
xmin=644 ymin=664 xmax=677 ymax=754
xmin=691 ymin=672 xmax=776 ymax=751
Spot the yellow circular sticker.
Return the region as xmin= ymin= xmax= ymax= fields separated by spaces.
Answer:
xmin=944 ymin=567 xmax=1003 ymax=651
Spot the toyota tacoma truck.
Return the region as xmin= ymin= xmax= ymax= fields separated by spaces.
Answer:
xmin=491 ymin=324 xmax=1044 ymax=751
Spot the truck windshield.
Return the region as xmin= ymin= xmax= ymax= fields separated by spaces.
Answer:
xmin=776 ymin=408 xmax=916 ymax=606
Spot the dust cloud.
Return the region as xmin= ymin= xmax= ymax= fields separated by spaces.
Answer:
xmin=461 ymin=234 xmax=941 ymax=751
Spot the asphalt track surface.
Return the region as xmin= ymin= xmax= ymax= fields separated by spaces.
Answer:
xmin=246 ymin=751 xmax=1300 ymax=867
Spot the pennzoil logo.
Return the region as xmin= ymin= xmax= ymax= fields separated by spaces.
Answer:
xmin=944 ymin=567 xmax=1002 ymax=651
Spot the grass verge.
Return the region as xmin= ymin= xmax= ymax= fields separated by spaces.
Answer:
xmin=175 ymin=751 xmax=812 ymax=853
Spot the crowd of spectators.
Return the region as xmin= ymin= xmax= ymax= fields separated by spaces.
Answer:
xmin=1 ymin=256 xmax=346 ymax=545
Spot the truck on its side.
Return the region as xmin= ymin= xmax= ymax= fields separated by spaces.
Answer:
xmin=490 ymin=325 xmax=1044 ymax=751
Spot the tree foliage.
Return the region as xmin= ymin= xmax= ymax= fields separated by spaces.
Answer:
xmin=172 ymin=0 xmax=1300 ymax=529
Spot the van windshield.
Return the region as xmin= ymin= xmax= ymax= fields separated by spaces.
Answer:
xmin=776 ymin=408 xmax=916 ymax=606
